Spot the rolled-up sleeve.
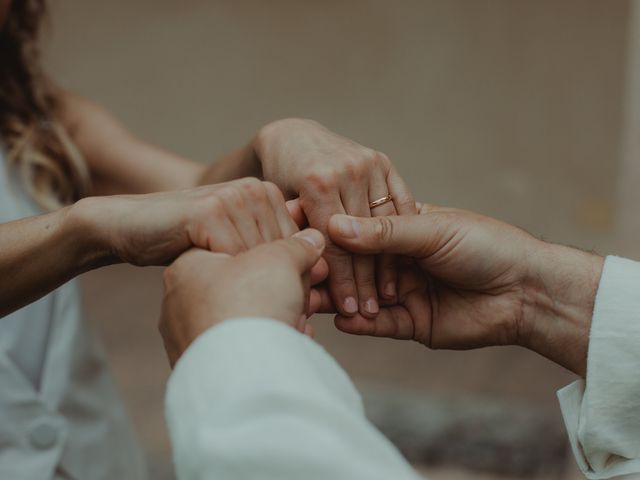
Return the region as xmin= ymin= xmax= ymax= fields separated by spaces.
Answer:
xmin=165 ymin=318 xmax=421 ymax=480
xmin=558 ymin=256 xmax=640 ymax=479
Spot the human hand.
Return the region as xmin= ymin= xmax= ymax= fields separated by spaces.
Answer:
xmin=70 ymin=178 xmax=301 ymax=266
xmin=158 ymin=229 xmax=326 ymax=367
xmin=254 ymin=118 xmax=416 ymax=318
xmin=327 ymin=204 xmax=604 ymax=376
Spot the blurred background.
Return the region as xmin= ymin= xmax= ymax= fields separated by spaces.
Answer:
xmin=42 ymin=0 xmax=639 ymax=478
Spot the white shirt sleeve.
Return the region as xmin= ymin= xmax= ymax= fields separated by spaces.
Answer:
xmin=165 ymin=318 xmax=422 ymax=480
xmin=558 ymin=256 xmax=640 ymax=479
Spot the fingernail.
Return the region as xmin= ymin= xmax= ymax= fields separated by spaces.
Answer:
xmin=334 ymin=215 xmax=360 ymax=239
xmin=344 ymin=296 xmax=358 ymax=314
xmin=365 ymin=298 xmax=379 ymax=314
xmin=294 ymin=229 xmax=324 ymax=249
xmin=384 ymin=282 xmax=396 ymax=298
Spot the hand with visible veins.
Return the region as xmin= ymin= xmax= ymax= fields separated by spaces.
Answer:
xmin=325 ymin=204 xmax=603 ymax=376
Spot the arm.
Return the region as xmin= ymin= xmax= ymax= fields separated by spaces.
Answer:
xmin=166 ymin=319 xmax=421 ymax=480
xmin=61 ymin=95 xmax=417 ymax=320
xmin=0 ymin=203 xmax=109 ymax=317
xmin=58 ymin=92 xmax=261 ymax=195
xmin=327 ymin=206 xmax=602 ymax=375
xmin=328 ymin=207 xmax=640 ymax=479
xmin=1 ymin=179 xmax=298 ymax=319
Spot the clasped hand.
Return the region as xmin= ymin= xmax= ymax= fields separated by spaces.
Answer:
xmin=161 ymin=200 xmax=602 ymax=377
xmin=155 ymin=120 xmax=602 ymax=376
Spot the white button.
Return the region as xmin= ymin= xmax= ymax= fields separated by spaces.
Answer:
xmin=29 ymin=420 xmax=59 ymax=450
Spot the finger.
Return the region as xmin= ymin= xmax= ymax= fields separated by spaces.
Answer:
xmin=334 ymin=306 xmax=416 ymax=340
xmin=328 ymin=213 xmax=438 ymax=256
xmin=223 ymin=191 xmax=265 ymax=248
xmin=340 ymin=179 xmax=378 ymax=318
xmin=302 ymin=193 xmax=359 ymax=317
xmin=387 ymin=167 xmax=417 ymax=215
xmin=255 ymin=208 xmax=281 ymax=243
xmin=256 ymin=229 xmax=324 ymax=319
xmin=270 ymin=228 xmax=326 ymax=274
xmin=312 ymin=287 xmax=337 ymax=313
xmin=204 ymin=215 xmax=247 ymax=255
xmin=368 ymin=168 xmax=400 ymax=302
xmin=172 ymin=248 xmax=232 ymax=268
xmin=265 ymin=182 xmax=299 ymax=239
xmin=286 ymin=198 xmax=308 ymax=229
xmin=255 ymin=193 xmax=284 ymax=243
xmin=310 ymin=257 xmax=329 ymax=285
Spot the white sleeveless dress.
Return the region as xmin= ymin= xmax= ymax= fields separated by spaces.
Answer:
xmin=0 ymin=151 xmax=147 ymax=480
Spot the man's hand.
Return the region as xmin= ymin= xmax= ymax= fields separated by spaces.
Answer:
xmin=159 ymin=229 xmax=326 ymax=367
xmin=327 ymin=204 xmax=604 ymax=376
xmin=254 ymin=118 xmax=416 ymax=319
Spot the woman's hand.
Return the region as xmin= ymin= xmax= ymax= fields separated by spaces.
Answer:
xmin=327 ymin=205 xmax=604 ymax=376
xmin=159 ymin=229 xmax=326 ymax=367
xmin=254 ymin=118 xmax=416 ymax=319
xmin=71 ymin=178 xmax=300 ymax=266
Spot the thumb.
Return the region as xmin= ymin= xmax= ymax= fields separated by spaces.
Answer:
xmin=273 ymin=228 xmax=325 ymax=274
xmin=328 ymin=214 xmax=434 ymax=256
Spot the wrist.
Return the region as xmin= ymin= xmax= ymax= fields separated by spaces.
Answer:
xmin=254 ymin=118 xmax=319 ymax=156
xmin=520 ymin=240 xmax=604 ymax=375
xmin=66 ymin=197 xmax=121 ymax=270
xmin=253 ymin=118 xmax=320 ymax=196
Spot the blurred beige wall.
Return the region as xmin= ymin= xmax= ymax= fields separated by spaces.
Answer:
xmin=42 ymin=1 xmax=631 ymax=478
xmin=45 ymin=0 xmax=629 ymax=249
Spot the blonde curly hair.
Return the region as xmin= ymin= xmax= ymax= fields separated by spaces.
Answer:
xmin=0 ymin=0 xmax=90 ymax=210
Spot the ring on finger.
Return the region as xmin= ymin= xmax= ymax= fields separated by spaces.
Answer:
xmin=369 ymin=194 xmax=393 ymax=210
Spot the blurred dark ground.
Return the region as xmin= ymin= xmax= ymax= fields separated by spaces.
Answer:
xmin=43 ymin=1 xmax=635 ymax=478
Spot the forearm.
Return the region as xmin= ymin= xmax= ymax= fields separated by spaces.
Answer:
xmin=521 ymin=241 xmax=604 ymax=376
xmin=60 ymin=90 xmax=205 ymax=195
xmin=197 ymin=142 xmax=263 ymax=186
xmin=0 ymin=200 xmax=115 ymax=318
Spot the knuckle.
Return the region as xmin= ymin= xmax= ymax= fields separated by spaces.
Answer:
xmin=203 ymin=195 xmax=226 ymax=219
xmin=362 ymin=148 xmax=386 ymax=167
xmin=397 ymin=196 xmax=414 ymax=209
xmin=263 ymin=181 xmax=284 ymax=201
xmin=304 ymin=166 xmax=339 ymax=192
xmin=370 ymin=150 xmax=392 ymax=178
xmin=374 ymin=150 xmax=390 ymax=165
xmin=357 ymin=275 xmax=376 ymax=290
xmin=221 ymin=186 xmax=245 ymax=209
xmin=343 ymin=157 xmax=367 ymax=181
xmin=239 ymin=177 xmax=264 ymax=196
xmin=374 ymin=217 xmax=394 ymax=246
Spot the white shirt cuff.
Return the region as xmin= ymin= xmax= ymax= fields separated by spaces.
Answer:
xmin=558 ymin=256 xmax=640 ymax=479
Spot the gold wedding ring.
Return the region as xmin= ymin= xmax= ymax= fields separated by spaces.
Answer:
xmin=369 ymin=194 xmax=393 ymax=209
